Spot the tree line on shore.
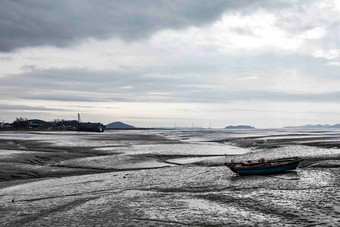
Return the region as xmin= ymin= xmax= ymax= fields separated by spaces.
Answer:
xmin=0 ymin=117 xmax=104 ymax=132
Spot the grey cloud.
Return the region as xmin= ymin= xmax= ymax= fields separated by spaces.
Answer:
xmin=0 ymin=104 xmax=69 ymax=111
xmin=23 ymin=94 xmax=107 ymax=103
xmin=184 ymin=90 xmax=340 ymax=103
xmin=1 ymin=52 xmax=339 ymax=103
xmin=0 ymin=56 xmax=12 ymax=61
xmin=17 ymin=87 xmax=340 ymax=104
xmin=0 ymin=66 xmax=208 ymax=95
xmin=0 ymin=0 xmax=309 ymax=52
xmin=2 ymin=69 xmax=340 ymax=104
xmin=20 ymin=65 xmax=38 ymax=71
xmin=273 ymin=3 xmax=340 ymax=55
xmin=230 ymin=27 xmax=257 ymax=36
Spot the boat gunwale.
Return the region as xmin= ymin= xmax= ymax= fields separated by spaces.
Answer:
xmin=224 ymin=157 xmax=303 ymax=173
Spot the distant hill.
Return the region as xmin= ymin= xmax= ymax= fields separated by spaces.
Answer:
xmin=283 ymin=124 xmax=340 ymax=129
xmin=106 ymin=121 xmax=135 ymax=129
xmin=225 ymin=125 xmax=255 ymax=129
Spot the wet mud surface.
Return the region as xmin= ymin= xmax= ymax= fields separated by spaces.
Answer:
xmin=0 ymin=129 xmax=340 ymax=226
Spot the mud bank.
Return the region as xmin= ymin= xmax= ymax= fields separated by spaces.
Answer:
xmin=0 ymin=131 xmax=185 ymax=182
xmin=0 ymin=130 xmax=340 ymax=226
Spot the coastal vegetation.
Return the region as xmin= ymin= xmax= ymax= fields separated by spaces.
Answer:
xmin=0 ymin=117 xmax=104 ymax=132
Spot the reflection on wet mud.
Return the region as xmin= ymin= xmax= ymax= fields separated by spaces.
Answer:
xmin=0 ymin=130 xmax=340 ymax=226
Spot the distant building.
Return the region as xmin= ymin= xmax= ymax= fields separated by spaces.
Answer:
xmin=75 ymin=114 xmax=104 ymax=132
xmin=3 ymin=115 xmax=104 ymax=132
xmin=28 ymin=119 xmax=51 ymax=128
xmin=55 ymin=120 xmax=79 ymax=130
xmin=78 ymin=122 xmax=104 ymax=132
xmin=3 ymin=123 xmax=12 ymax=128
xmin=55 ymin=120 xmax=104 ymax=132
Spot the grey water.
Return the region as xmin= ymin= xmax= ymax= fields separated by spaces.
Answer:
xmin=0 ymin=129 xmax=340 ymax=226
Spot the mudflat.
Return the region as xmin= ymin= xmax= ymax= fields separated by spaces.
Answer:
xmin=1 ymin=130 xmax=340 ymax=226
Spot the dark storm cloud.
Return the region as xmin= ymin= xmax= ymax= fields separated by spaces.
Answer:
xmin=0 ymin=0 xmax=308 ymax=52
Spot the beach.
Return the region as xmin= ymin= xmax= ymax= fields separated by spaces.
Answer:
xmin=1 ymin=129 xmax=340 ymax=226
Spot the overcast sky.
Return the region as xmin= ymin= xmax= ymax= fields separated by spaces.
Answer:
xmin=1 ymin=0 xmax=340 ymax=128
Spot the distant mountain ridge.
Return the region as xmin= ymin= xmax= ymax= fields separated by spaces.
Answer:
xmin=225 ymin=125 xmax=255 ymax=129
xmin=106 ymin=121 xmax=135 ymax=129
xmin=283 ymin=124 xmax=340 ymax=129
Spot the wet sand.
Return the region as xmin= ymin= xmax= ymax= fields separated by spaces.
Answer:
xmin=0 ymin=130 xmax=340 ymax=226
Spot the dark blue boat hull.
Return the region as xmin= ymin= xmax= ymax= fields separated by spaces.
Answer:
xmin=236 ymin=161 xmax=300 ymax=175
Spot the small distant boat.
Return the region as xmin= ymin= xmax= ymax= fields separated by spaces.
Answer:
xmin=225 ymin=157 xmax=303 ymax=175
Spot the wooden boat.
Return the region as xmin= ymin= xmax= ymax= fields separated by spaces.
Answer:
xmin=224 ymin=157 xmax=303 ymax=175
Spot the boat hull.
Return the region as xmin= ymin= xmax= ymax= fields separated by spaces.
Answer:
xmin=225 ymin=158 xmax=303 ymax=175
xmin=236 ymin=161 xmax=300 ymax=175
